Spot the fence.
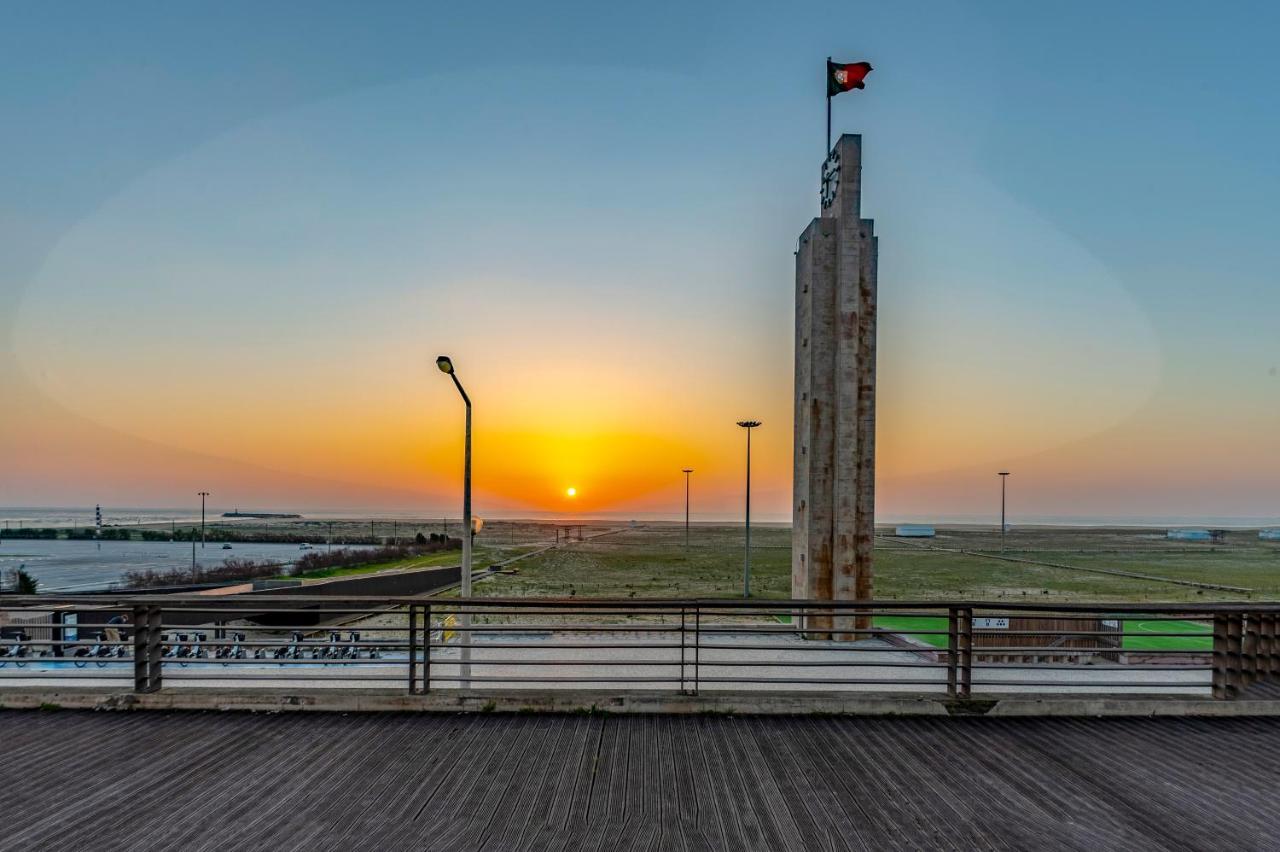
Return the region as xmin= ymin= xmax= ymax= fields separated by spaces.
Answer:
xmin=0 ymin=595 xmax=1276 ymax=701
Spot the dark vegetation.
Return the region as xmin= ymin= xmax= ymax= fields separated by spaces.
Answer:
xmin=118 ymin=537 xmax=460 ymax=589
xmin=1 ymin=568 xmax=39 ymax=594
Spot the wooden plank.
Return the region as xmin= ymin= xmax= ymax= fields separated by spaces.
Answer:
xmin=1 ymin=711 xmax=1278 ymax=851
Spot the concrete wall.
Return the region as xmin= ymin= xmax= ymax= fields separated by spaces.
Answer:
xmin=248 ymin=564 xmax=461 ymax=599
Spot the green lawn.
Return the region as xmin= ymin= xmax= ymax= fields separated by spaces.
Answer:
xmin=869 ymin=615 xmax=1212 ymax=652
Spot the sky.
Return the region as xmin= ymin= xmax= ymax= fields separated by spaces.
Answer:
xmin=2 ymin=1 xmax=1278 ymax=523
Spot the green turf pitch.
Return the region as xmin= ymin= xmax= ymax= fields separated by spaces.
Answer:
xmin=862 ymin=616 xmax=1213 ymax=652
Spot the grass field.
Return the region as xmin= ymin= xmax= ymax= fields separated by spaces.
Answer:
xmin=195 ymin=518 xmax=1267 ymax=652
xmin=470 ymin=522 xmax=1280 ymax=603
xmin=459 ymin=521 xmax=1271 ymax=651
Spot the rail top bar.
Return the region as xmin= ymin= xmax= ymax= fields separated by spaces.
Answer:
xmin=0 ymin=594 xmax=1275 ymax=614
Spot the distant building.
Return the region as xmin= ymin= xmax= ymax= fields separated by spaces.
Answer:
xmin=1261 ymin=530 xmax=1280 ymax=541
xmin=893 ymin=524 xmax=935 ymax=538
xmin=1166 ymin=529 xmax=1227 ymax=543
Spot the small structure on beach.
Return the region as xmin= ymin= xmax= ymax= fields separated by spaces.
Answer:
xmin=1166 ymin=529 xmax=1226 ymax=543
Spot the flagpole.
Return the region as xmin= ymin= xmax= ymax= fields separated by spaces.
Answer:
xmin=826 ymin=56 xmax=832 ymax=154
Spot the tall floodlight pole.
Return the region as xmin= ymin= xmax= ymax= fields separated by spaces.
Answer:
xmin=682 ymin=469 xmax=694 ymax=549
xmin=197 ymin=492 xmax=209 ymax=549
xmin=736 ymin=421 xmax=762 ymax=597
xmin=437 ymin=355 xmax=472 ymax=687
xmin=998 ymin=471 xmax=1010 ymax=552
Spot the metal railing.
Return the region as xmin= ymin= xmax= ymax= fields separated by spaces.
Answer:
xmin=1 ymin=595 xmax=1277 ymax=700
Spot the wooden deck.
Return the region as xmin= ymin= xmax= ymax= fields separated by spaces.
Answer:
xmin=0 ymin=711 xmax=1276 ymax=850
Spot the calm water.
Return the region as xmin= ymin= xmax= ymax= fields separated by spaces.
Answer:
xmin=0 ymin=539 xmax=367 ymax=593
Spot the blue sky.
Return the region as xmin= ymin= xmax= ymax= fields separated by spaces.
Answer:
xmin=2 ymin=1 xmax=1277 ymax=521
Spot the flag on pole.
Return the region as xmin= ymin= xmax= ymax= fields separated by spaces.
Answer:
xmin=827 ymin=60 xmax=872 ymax=96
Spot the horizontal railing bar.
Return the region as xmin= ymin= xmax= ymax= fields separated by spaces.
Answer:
xmin=418 ymin=642 xmax=943 ymax=653
xmin=160 ymin=674 xmax=411 ymax=681
xmin=415 ymin=658 xmax=953 ymax=669
xmin=968 ymin=681 xmax=1206 ymax=688
xmin=0 ymin=672 xmax=131 ymax=679
xmin=972 ymin=646 xmax=1205 ymax=655
xmin=689 ymin=677 xmax=947 ymax=685
xmin=2 ymin=595 xmax=1273 ymax=614
xmin=972 ymin=664 xmax=1207 ymax=672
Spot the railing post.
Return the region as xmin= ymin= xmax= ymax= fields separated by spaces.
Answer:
xmin=133 ymin=605 xmax=162 ymax=694
xmin=1213 ymin=613 xmax=1227 ymax=699
xmin=1212 ymin=612 xmax=1242 ymax=700
xmin=1228 ymin=612 xmax=1244 ymax=698
xmin=133 ymin=605 xmax=148 ymax=693
xmin=1264 ymin=613 xmax=1279 ymax=679
xmin=957 ymin=607 xmax=972 ymax=700
xmin=693 ymin=604 xmax=700 ymax=696
xmin=946 ymin=607 xmax=958 ymax=699
xmin=423 ymin=603 xmax=432 ymax=694
xmin=679 ymin=606 xmax=687 ymax=695
xmin=1243 ymin=612 xmax=1260 ymax=689
xmin=408 ymin=604 xmax=418 ymax=695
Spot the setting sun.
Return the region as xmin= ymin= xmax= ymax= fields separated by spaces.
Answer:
xmin=566 ymin=487 xmax=577 ymax=498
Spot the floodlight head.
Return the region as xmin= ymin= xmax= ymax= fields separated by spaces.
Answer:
xmin=682 ymin=468 xmax=694 ymax=474
xmin=435 ymin=355 xmax=454 ymax=374
xmin=736 ymin=420 xmax=762 ymax=429
xmin=998 ymin=471 xmax=1010 ymax=477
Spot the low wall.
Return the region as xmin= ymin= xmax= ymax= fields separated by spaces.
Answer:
xmin=249 ymin=564 xmax=460 ymax=598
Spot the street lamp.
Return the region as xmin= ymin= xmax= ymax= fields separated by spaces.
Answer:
xmin=998 ymin=471 xmax=1010 ymax=552
xmin=736 ymin=421 xmax=761 ymax=597
xmin=197 ymin=492 xmax=210 ymax=549
xmin=437 ymin=355 xmax=473 ymax=686
xmin=681 ymin=469 xmax=694 ymax=549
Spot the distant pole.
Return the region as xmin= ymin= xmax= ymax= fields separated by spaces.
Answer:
xmin=998 ymin=472 xmax=1010 ymax=552
xmin=393 ymin=519 xmax=398 ymax=546
xmin=198 ymin=492 xmax=209 ymax=548
xmin=826 ymin=56 xmax=832 ymax=153
xmin=371 ymin=519 xmax=375 ymax=543
xmin=328 ymin=521 xmax=333 ymax=552
xmin=742 ymin=419 xmax=757 ymax=596
xmin=682 ymin=469 xmax=694 ymax=549
xmin=437 ymin=355 xmax=473 ymax=687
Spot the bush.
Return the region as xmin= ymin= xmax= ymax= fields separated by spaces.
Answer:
xmin=2 ymin=567 xmax=39 ymax=594
xmin=292 ymin=539 xmax=459 ymax=575
xmin=117 ymin=537 xmax=461 ymax=589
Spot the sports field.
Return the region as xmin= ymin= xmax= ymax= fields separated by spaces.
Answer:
xmin=871 ymin=615 xmax=1213 ymax=652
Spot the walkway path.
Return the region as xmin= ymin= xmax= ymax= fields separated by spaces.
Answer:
xmin=0 ymin=710 xmax=1276 ymax=850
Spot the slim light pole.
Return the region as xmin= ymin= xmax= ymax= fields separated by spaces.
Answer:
xmin=998 ymin=471 xmax=1010 ymax=552
xmin=198 ymin=492 xmax=209 ymax=549
xmin=437 ymin=355 xmax=473 ymax=687
xmin=736 ymin=421 xmax=761 ymax=597
xmin=682 ymin=469 xmax=694 ymax=549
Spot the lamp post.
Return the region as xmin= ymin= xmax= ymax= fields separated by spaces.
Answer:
xmin=998 ymin=471 xmax=1010 ymax=552
xmin=681 ymin=468 xmax=694 ymax=549
xmin=437 ymin=355 xmax=472 ymax=686
xmin=736 ymin=421 xmax=761 ymax=597
xmin=197 ymin=492 xmax=209 ymax=549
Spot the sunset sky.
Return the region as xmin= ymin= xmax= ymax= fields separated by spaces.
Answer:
xmin=2 ymin=2 xmax=1278 ymax=522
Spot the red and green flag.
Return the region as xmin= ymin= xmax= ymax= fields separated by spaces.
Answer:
xmin=827 ymin=60 xmax=873 ymax=97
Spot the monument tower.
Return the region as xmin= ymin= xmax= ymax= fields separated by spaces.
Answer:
xmin=792 ymin=133 xmax=878 ymax=637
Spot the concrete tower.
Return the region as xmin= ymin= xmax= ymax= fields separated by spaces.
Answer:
xmin=792 ymin=134 xmax=878 ymax=638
